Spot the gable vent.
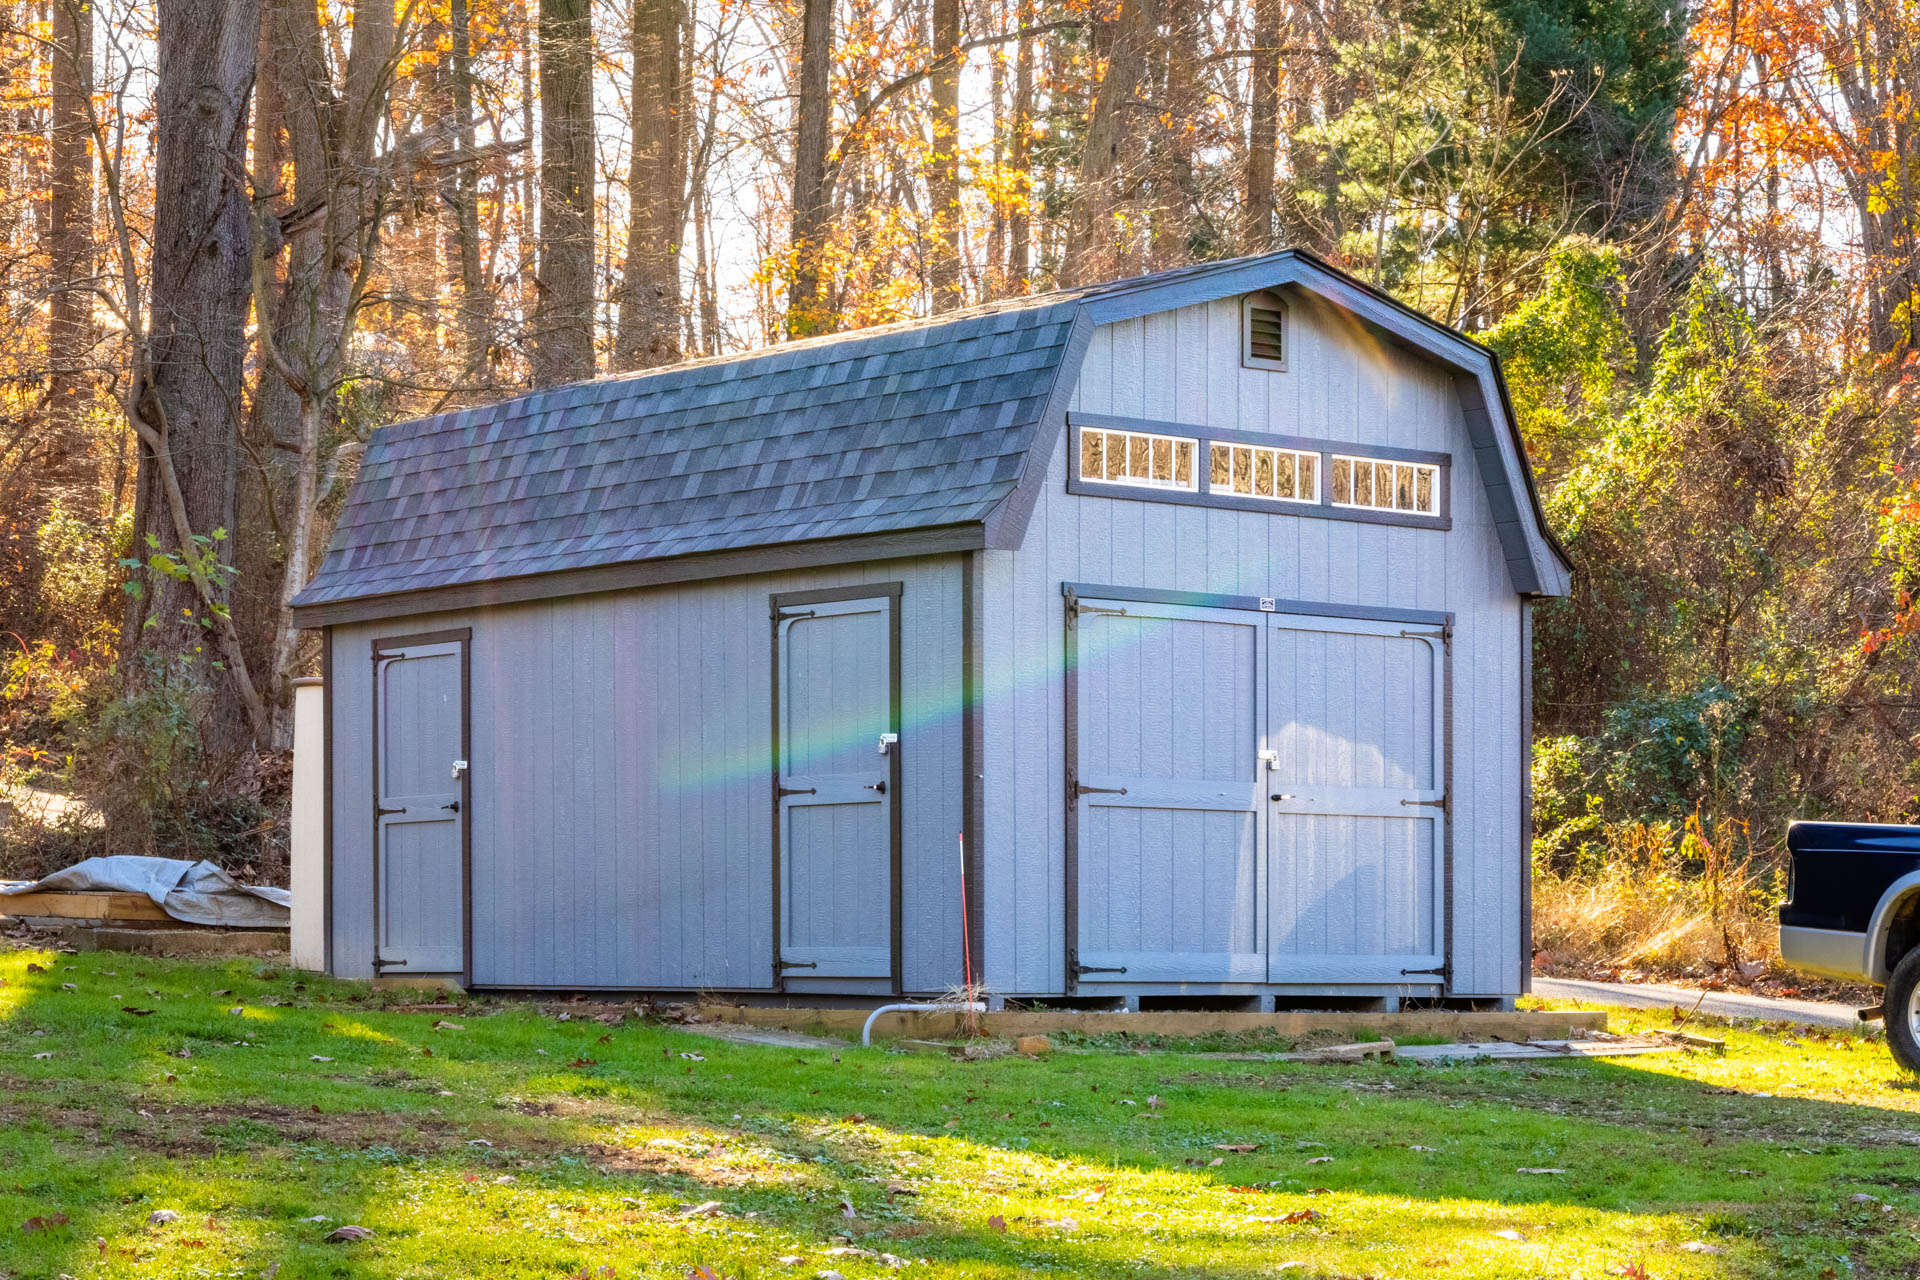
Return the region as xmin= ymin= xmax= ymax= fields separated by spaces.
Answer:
xmin=1243 ymin=293 xmax=1286 ymax=370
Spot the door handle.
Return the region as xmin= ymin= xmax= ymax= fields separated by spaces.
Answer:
xmin=441 ymin=800 xmax=461 ymax=813
xmin=865 ymin=781 xmax=886 ymax=794
xmin=1270 ymin=794 xmax=1311 ymax=802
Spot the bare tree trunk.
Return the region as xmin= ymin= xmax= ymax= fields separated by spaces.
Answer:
xmin=1007 ymin=0 xmax=1032 ymax=291
xmin=788 ymin=0 xmax=833 ymax=336
xmin=927 ymin=0 xmax=962 ymax=312
xmin=1062 ymin=0 xmax=1152 ymax=287
xmin=613 ymin=0 xmax=685 ymax=370
xmin=533 ymin=0 xmax=597 ymax=385
xmin=46 ymin=0 xmax=94 ymax=489
xmin=128 ymin=0 xmax=267 ymax=749
xmin=1244 ymin=0 xmax=1280 ymax=251
xmin=450 ymin=0 xmax=492 ymax=379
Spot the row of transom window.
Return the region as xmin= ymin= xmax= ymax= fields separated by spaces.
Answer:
xmin=1076 ymin=424 xmax=1441 ymax=517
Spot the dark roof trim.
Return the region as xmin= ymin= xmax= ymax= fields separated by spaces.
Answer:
xmin=289 ymin=523 xmax=985 ymax=627
xmin=1039 ymin=249 xmax=1571 ymax=596
xmin=983 ymin=307 xmax=1098 ymax=549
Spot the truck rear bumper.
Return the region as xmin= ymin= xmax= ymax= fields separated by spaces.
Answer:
xmin=1779 ymin=925 xmax=1871 ymax=983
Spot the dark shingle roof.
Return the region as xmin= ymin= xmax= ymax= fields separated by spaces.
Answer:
xmin=293 ymin=293 xmax=1086 ymax=609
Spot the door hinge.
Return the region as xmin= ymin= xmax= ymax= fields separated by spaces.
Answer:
xmin=1400 ymin=796 xmax=1450 ymax=815
xmin=1399 ymin=626 xmax=1452 ymax=650
xmin=778 ymin=959 xmax=818 ymax=971
xmin=372 ymin=956 xmax=408 ymax=972
xmin=776 ymin=785 xmax=817 ymax=799
xmin=775 ymin=608 xmax=816 ymax=623
xmin=376 ymin=804 xmax=408 ymax=816
xmin=1073 ymin=781 xmax=1128 ymax=798
xmin=1073 ymin=962 xmax=1129 ymax=976
xmin=1400 ymin=963 xmax=1448 ymax=979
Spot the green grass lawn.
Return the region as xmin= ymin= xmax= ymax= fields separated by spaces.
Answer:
xmin=3 ymin=945 xmax=1918 ymax=1279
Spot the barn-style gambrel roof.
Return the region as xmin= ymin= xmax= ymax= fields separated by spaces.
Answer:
xmin=292 ymin=251 xmax=1570 ymax=627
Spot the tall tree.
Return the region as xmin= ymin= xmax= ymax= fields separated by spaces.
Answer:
xmin=533 ymin=0 xmax=597 ymax=385
xmin=126 ymin=0 xmax=268 ymax=747
xmin=613 ymin=0 xmax=686 ymax=370
xmin=46 ymin=0 xmax=94 ymax=486
xmin=448 ymin=0 xmax=492 ymax=380
xmin=1243 ymin=0 xmax=1281 ymax=251
xmin=927 ymin=0 xmax=962 ymax=312
xmin=1063 ymin=0 xmax=1154 ymax=286
xmin=1006 ymin=0 xmax=1034 ymax=290
xmin=788 ymin=0 xmax=834 ymax=336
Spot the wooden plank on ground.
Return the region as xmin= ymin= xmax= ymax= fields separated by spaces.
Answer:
xmin=0 ymin=890 xmax=174 ymax=923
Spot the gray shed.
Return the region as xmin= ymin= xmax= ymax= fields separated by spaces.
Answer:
xmin=293 ymin=251 xmax=1570 ymax=1007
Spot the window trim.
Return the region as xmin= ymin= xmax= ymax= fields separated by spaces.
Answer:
xmin=1066 ymin=413 xmax=1451 ymax=531
xmin=1075 ymin=423 xmax=1200 ymax=493
xmin=1328 ymin=453 xmax=1444 ymax=517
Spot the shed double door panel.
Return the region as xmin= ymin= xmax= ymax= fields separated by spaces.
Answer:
xmin=374 ymin=641 xmax=466 ymax=976
xmin=1073 ymin=601 xmax=1264 ymax=983
xmin=1265 ymin=620 xmax=1444 ymax=983
xmin=778 ymin=597 xmax=896 ymax=980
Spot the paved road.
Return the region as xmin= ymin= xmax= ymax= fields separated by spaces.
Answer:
xmin=1532 ymin=976 xmax=1870 ymax=1029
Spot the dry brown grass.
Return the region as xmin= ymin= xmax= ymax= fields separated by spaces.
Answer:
xmin=1531 ymin=815 xmax=1784 ymax=980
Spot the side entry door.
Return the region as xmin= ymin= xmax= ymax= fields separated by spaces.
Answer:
xmin=372 ymin=632 xmax=469 ymax=977
xmin=1070 ymin=596 xmax=1264 ymax=984
xmin=774 ymin=588 xmax=900 ymax=984
xmin=1265 ymin=616 xmax=1446 ymax=984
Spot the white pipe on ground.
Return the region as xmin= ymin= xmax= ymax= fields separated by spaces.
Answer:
xmin=861 ymin=1000 xmax=986 ymax=1047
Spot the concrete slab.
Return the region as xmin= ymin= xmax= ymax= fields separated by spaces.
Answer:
xmin=51 ymin=926 xmax=289 ymax=958
xmin=695 ymin=1004 xmax=1606 ymax=1044
xmin=1533 ymin=977 xmax=1868 ymax=1030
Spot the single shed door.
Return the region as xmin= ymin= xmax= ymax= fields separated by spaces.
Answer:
xmin=373 ymin=636 xmax=468 ymax=976
xmin=1265 ymin=617 xmax=1445 ymax=984
xmin=1071 ymin=598 xmax=1264 ymax=983
xmin=775 ymin=594 xmax=898 ymax=982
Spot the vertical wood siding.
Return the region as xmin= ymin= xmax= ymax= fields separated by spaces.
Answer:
xmin=328 ymin=556 xmax=965 ymax=990
xmin=980 ymin=291 xmax=1523 ymax=996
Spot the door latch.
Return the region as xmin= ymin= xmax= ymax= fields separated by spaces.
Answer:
xmin=450 ymin=759 xmax=468 ymax=779
xmin=1258 ymin=749 xmax=1279 ymax=771
xmin=877 ymin=732 xmax=899 ymax=755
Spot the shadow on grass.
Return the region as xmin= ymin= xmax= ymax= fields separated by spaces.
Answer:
xmin=1 ymin=950 xmax=1916 ymax=1277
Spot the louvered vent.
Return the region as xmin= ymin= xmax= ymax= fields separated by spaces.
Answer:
xmin=1246 ymin=297 xmax=1285 ymax=366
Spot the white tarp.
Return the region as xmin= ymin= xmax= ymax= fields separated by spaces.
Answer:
xmin=1 ymin=856 xmax=291 ymax=928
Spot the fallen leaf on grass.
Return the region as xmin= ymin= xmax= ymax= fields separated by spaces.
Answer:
xmin=25 ymin=962 xmax=46 ymax=973
xmin=1492 ymin=1229 xmax=1527 ymax=1242
xmin=1145 ymin=1095 xmax=1165 ymax=1109
xmin=467 ymin=1139 xmax=493 ymax=1148
xmin=1038 ymin=1218 xmax=1079 ymax=1231
xmin=1304 ymin=1156 xmax=1333 ymax=1165
xmin=843 ymin=1113 xmax=866 ymax=1124
xmin=1516 ymin=1167 xmax=1567 ymax=1175
xmin=987 ymin=1215 xmax=1006 ymax=1232
xmin=31 ymin=1052 xmax=50 ymax=1060
xmin=1214 ymin=1143 xmax=1261 ymax=1152
xmin=148 ymin=1210 xmax=179 ymax=1225
xmin=884 ymin=1182 xmax=918 ymax=1196
xmin=432 ymin=1020 xmax=465 ymax=1031
xmin=1681 ymin=1241 xmax=1725 ymax=1254
xmin=121 ymin=1008 xmax=154 ymax=1017
xmin=679 ymin=1052 xmax=706 ymax=1061
xmin=1409 ymin=1145 xmax=1436 ymax=1152
xmin=323 ymin=1225 xmax=374 ymax=1243
xmin=260 ymin=1264 xmax=279 ymax=1279
xmin=678 ymin=1201 xmax=724 ymax=1218
xmin=310 ymin=1055 xmax=334 ymax=1062
xmin=568 ymin=1057 xmax=598 ymax=1068
xmin=21 ymin=1213 xmax=69 ymax=1233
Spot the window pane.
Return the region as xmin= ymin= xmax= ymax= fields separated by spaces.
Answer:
xmin=1396 ymin=464 xmax=1414 ymax=510
xmin=1330 ymin=457 xmax=1349 ymax=503
xmin=1175 ymin=440 xmax=1194 ymax=487
xmin=1254 ymin=448 xmax=1274 ymax=497
xmin=1376 ymin=463 xmax=1395 ymax=507
xmin=1106 ymin=433 xmax=1126 ymax=480
xmin=1233 ymin=447 xmax=1252 ymax=494
xmin=1276 ymin=452 xmax=1296 ymax=499
xmin=1129 ymin=434 xmax=1151 ymax=479
xmin=1354 ymin=459 xmax=1372 ymax=505
xmin=1415 ymin=466 xmax=1434 ymax=512
xmin=1300 ymin=454 xmax=1318 ymax=501
xmin=1152 ymin=436 xmax=1172 ymax=482
xmin=1081 ymin=429 xmax=1102 ymax=480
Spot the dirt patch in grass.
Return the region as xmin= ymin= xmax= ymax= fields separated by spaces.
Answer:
xmin=0 ymin=1098 xmax=471 ymax=1157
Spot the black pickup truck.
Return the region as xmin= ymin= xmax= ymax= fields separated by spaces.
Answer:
xmin=1779 ymin=820 xmax=1920 ymax=1070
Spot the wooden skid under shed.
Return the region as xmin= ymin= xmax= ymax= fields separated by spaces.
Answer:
xmin=0 ymin=889 xmax=178 ymax=926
